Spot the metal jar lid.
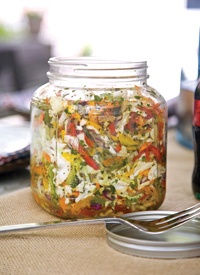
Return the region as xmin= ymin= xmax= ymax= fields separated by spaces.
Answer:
xmin=106 ymin=211 xmax=200 ymax=259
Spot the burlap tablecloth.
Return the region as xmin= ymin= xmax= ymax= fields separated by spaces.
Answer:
xmin=0 ymin=130 xmax=200 ymax=275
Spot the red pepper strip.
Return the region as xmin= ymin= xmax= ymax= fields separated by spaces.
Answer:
xmin=67 ymin=120 xmax=77 ymax=136
xmin=132 ymin=144 xmax=161 ymax=162
xmin=153 ymin=103 xmax=162 ymax=115
xmin=138 ymin=106 xmax=153 ymax=119
xmin=108 ymin=121 xmax=116 ymax=135
xmin=132 ymin=148 xmax=146 ymax=162
xmin=148 ymin=145 xmax=161 ymax=161
xmin=158 ymin=121 xmax=164 ymax=141
xmin=84 ymin=134 xmax=95 ymax=147
xmin=78 ymin=144 xmax=100 ymax=170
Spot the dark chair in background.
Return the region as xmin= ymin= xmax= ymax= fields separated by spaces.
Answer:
xmin=0 ymin=46 xmax=23 ymax=92
xmin=0 ymin=40 xmax=51 ymax=117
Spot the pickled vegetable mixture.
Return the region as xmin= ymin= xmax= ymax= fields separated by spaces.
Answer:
xmin=31 ymin=86 xmax=167 ymax=218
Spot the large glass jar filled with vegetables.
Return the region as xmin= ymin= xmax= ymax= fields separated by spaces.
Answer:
xmin=30 ymin=58 xmax=167 ymax=219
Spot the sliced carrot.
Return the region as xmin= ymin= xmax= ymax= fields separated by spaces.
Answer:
xmin=38 ymin=112 xmax=44 ymax=124
xmin=43 ymin=151 xmax=51 ymax=162
xmin=95 ymin=183 xmax=101 ymax=189
xmin=71 ymin=191 xmax=79 ymax=198
xmin=32 ymin=165 xmax=45 ymax=175
xmin=138 ymin=168 xmax=150 ymax=177
xmin=139 ymin=142 xmax=151 ymax=152
xmin=71 ymin=196 xmax=92 ymax=214
xmin=115 ymin=143 xmax=122 ymax=152
xmin=71 ymin=112 xmax=81 ymax=121
xmin=59 ymin=197 xmax=67 ymax=212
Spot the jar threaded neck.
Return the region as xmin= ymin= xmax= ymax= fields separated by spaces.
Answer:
xmin=47 ymin=57 xmax=149 ymax=87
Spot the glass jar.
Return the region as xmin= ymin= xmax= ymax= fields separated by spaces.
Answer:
xmin=30 ymin=57 xmax=167 ymax=219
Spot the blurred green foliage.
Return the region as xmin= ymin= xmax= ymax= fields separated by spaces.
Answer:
xmin=0 ymin=22 xmax=15 ymax=39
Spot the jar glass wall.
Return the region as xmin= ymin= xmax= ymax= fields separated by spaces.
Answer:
xmin=30 ymin=58 xmax=167 ymax=218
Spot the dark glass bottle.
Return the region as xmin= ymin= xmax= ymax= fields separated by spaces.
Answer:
xmin=192 ymin=81 xmax=200 ymax=200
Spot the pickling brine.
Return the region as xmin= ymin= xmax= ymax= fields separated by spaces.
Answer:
xmin=30 ymin=58 xmax=167 ymax=218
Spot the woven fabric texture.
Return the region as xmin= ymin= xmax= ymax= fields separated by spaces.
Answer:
xmin=0 ymin=130 xmax=200 ymax=275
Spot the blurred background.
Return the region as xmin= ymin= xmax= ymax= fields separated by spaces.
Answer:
xmin=0 ymin=0 xmax=200 ymax=191
xmin=0 ymin=0 xmax=199 ymax=114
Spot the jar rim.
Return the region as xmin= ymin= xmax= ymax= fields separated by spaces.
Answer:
xmin=48 ymin=57 xmax=147 ymax=70
xmin=47 ymin=57 xmax=149 ymax=82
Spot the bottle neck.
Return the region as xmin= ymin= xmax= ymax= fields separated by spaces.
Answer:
xmin=47 ymin=57 xmax=149 ymax=89
xmin=193 ymin=82 xmax=200 ymax=126
xmin=193 ymin=100 xmax=200 ymax=127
